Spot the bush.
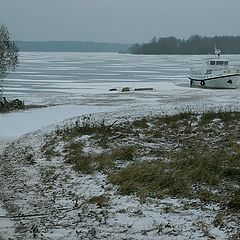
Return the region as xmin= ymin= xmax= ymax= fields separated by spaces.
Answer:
xmin=0 ymin=98 xmax=25 ymax=113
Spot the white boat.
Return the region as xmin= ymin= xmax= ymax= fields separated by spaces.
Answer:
xmin=189 ymin=49 xmax=240 ymax=89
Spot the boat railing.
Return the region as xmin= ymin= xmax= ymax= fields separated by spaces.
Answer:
xmin=191 ymin=66 xmax=239 ymax=76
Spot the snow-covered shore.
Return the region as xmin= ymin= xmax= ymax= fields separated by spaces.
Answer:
xmin=1 ymin=98 xmax=240 ymax=239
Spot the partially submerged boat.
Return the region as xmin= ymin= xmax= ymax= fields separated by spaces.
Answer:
xmin=189 ymin=48 xmax=240 ymax=89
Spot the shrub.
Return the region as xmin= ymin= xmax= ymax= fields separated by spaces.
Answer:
xmin=88 ymin=194 xmax=110 ymax=208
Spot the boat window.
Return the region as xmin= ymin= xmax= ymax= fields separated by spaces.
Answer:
xmin=224 ymin=61 xmax=228 ymax=65
xmin=216 ymin=61 xmax=224 ymax=65
xmin=210 ymin=61 xmax=215 ymax=65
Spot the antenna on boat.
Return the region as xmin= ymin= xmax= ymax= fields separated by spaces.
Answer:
xmin=214 ymin=45 xmax=221 ymax=57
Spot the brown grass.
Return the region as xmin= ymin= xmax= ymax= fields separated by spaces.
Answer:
xmin=41 ymin=110 xmax=240 ymax=210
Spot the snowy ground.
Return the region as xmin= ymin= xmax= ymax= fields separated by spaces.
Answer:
xmin=1 ymin=52 xmax=240 ymax=239
xmin=1 ymin=105 xmax=239 ymax=239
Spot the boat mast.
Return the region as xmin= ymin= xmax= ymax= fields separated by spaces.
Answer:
xmin=214 ymin=45 xmax=221 ymax=58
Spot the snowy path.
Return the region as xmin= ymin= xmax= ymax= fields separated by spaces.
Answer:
xmin=0 ymin=104 xmax=119 ymax=239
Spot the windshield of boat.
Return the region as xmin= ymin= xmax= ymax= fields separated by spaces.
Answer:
xmin=208 ymin=60 xmax=228 ymax=66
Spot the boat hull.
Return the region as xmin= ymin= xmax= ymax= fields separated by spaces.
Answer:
xmin=189 ymin=74 xmax=239 ymax=89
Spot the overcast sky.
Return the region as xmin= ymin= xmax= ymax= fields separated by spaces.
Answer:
xmin=0 ymin=0 xmax=240 ymax=43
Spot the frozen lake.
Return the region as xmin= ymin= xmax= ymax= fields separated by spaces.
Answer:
xmin=3 ymin=52 xmax=240 ymax=107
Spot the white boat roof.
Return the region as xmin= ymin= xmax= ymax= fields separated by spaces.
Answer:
xmin=204 ymin=55 xmax=228 ymax=60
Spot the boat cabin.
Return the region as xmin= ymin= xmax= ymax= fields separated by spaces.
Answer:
xmin=206 ymin=59 xmax=229 ymax=66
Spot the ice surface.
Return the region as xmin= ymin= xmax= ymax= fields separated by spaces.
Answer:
xmin=3 ymin=52 xmax=240 ymax=108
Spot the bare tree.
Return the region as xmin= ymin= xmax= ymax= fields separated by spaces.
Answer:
xmin=0 ymin=24 xmax=19 ymax=100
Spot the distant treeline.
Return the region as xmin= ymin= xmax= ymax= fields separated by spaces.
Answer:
xmin=129 ymin=35 xmax=240 ymax=54
xmin=17 ymin=41 xmax=131 ymax=52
